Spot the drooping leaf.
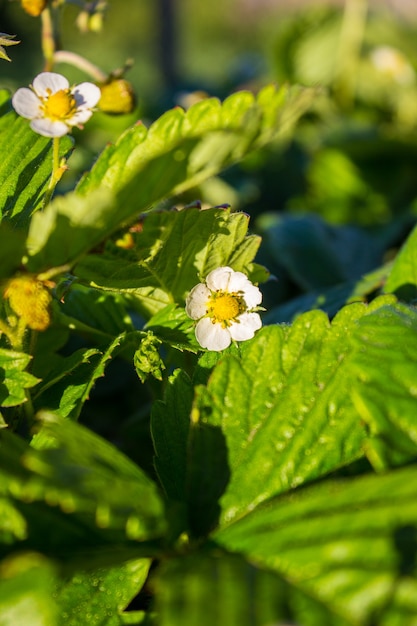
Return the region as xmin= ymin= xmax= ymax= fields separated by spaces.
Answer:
xmin=215 ymin=465 xmax=417 ymax=626
xmin=0 ymin=96 xmax=73 ymax=226
xmin=0 ymin=348 xmax=39 ymax=408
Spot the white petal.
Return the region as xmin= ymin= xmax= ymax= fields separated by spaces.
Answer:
xmin=72 ymin=82 xmax=101 ymax=108
xmin=195 ymin=318 xmax=231 ymax=351
xmin=12 ymin=88 xmax=41 ymax=119
xmin=33 ymin=72 xmax=69 ymax=96
xmin=242 ymin=283 xmax=262 ymax=308
xmin=229 ymin=312 xmax=262 ymax=342
xmin=67 ymin=109 xmax=94 ymax=126
xmin=226 ymin=270 xmax=252 ymax=293
xmin=30 ymin=118 xmax=69 ymax=137
xmin=186 ymin=283 xmax=210 ymax=319
xmin=206 ymin=266 xmax=234 ymax=291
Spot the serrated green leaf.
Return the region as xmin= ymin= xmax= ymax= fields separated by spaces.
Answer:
xmin=188 ymin=298 xmax=399 ymax=532
xmin=0 ymin=552 xmax=58 ymax=626
xmin=77 ymin=85 xmax=316 ymax=210
xmin=349 ymin=303 xmax=417 ymax=468
xmin=74 ymin=207 xmax=263 ymax=318
xmin=32 ymin=346 xmax=102 ymax=419
xmin=215 ymin=465 xmax=417 ymax=626
xmin=0 ymin=348 xmax=39 ymax=408
xmin=0 ymin=100 xmax=73 ymax=226
xmin=189 ymin=306 xmax=372 ymax=530
xmin=385 ymin=223 xmax=417 ymax=300
xmin=56 ymin=559 xmax=151 ymax=626
xmin=153 ymin=549 xmax=347 ymax=626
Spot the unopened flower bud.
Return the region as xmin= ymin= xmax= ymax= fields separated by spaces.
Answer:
xmin=98 ymin=78 xmax=136 ymax=115
xmin=21 ymin=0 xmax=47 ymax=17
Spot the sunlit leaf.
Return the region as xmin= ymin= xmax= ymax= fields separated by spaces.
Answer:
xmin=215 ymin=465 xmax=417 ymax=626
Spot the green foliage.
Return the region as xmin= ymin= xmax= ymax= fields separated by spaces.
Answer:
xmin=0 ymin=348 xmax=39 ymax=407
xmin=0 ymin=92 xmax=73 ymax=226
xmin=3 ymin=1 xmax=417 ymax=623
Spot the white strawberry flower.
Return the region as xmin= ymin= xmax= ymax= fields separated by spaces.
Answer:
xmin=186 ymin=266 xmax=263 ymax=351
xmin=12 ymin=72 xmax=101 ymax=137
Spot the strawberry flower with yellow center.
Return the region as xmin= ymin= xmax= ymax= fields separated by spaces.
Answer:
xmin=186 ymin=266 xmax=263 ymax=351
xmin=12 ymin=72 xmax=101 ymax=137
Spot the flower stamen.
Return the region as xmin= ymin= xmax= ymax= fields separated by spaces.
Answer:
xmin=41 ymin=88 xmax=77 ymax=121
xmin=207 ymin=291 xmax=245 ymax=327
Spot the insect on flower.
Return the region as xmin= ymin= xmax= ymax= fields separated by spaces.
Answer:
xmin=186 ymin=266 xmax=263 ymax=351
xmin=12 ymin=72 xmax=101 ymax=137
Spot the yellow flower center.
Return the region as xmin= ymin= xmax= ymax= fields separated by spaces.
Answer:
xmin=42 ymin=89 xmax=77 ymax=121
xmin=4 ymin=276 xmax=52 ymax=332
xmin=207 ymin=291 xmax=245 ymax=326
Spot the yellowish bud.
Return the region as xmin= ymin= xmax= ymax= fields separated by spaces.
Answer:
xmin=21 ymin=0 xmax=48 ymax=17
xmin=4 ymin=276 xmax=52 ymax=332
xmin=98 ymin=79 xmax=136 ymax=115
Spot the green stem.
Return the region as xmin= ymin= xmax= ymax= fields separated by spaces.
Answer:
xmin=41 ymin=7 xmax=56 ymax=71
xmin=334 ymin=0 xmax=369 ymax=107
xmin=43 ymin=136 xmax=62 ymax=208
xmin=54 ymin=50 xmax=108 ymax=82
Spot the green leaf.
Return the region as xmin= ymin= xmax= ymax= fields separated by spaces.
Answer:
xmin=349 ymin=303 xmax=417 ymax=468
xmin=77 ymin=84 xmax=316 ymax=209
xmin=215 ymin=465 xmax=417 ymax=626
xmin=56 ymin=287 xmax=134 ymax=341
xmin=145 ymin=304 xmax=199 ymax=352
xmin=189 ymin=305 xmax=373 ymax=531
xmin=151 ymin=369 xmax=194 ymax=503
xmin=0 ymin=552 xmax=58 ymax=626
xmin=74 ymin=207 xmax=263 ymax=318
xmin=0 ymin=98 xmax=73 ymax=226
xmin=0 ymin=348 xmax=39 ymax=408
xmin=56 ymin=559 xmax=151 ymax=626
xmin=257 ymin=212 xmax=383 ymax=291
xmin=32 ymin=346 xmax=102 ymax=419
xmin=25 ymin=188 xmax=116 ymax=272
xmin=0 ymin=497 xmax=27 ymax=544
xmin=384 ymin=223 xmax=417 ymax=300
xmin=0 ymin=414 xmax=166 ymax=555
xmin=153 ymin=549 xmax=347 ymax=626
